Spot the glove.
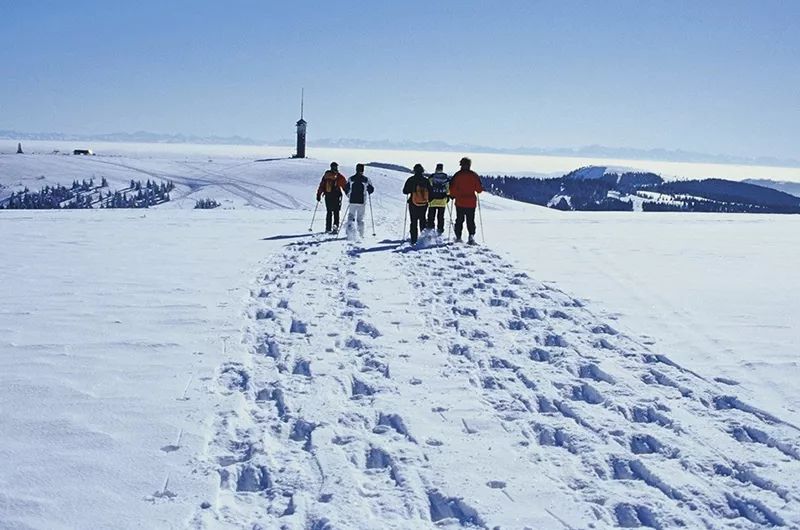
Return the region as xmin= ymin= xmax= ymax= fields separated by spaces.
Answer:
xmin=316 ymin=195 xmax=321 ymax=202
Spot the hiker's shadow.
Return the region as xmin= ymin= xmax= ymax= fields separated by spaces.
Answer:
xmin=261 ymin=233 xmax=317 ymax=241
xmin=347 ymin=239 xmax=443 ymax=257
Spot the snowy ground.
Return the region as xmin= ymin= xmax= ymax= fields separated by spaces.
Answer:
xmin=1 ymin=146 xmax=799 ymax=529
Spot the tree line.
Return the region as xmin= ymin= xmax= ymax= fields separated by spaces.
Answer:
xmin=1 ymin=178 xmax=175 ymax=209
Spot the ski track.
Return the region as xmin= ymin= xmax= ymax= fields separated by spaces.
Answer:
xmin=188 ymin=229 xmax=800 ymax=530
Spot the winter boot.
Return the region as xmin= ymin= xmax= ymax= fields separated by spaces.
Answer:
xmin=468 ymin=235 xmax=477 ymax=245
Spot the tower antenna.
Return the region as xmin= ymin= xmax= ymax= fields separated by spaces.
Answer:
xmin=300 ymin=88 xmax=304 ymax=120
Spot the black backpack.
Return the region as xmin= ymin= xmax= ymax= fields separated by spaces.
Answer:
xmin=430 ymin=173 xmax=449 ymax=200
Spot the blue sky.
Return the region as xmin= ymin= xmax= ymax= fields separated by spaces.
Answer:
xmin=1 ymin=0 xmax=798 ymax=159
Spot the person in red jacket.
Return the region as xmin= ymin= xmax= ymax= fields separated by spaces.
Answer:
xmin=448 ymin=157 xmax=483 ymax=244
xmin=316 ymin=162 xmax=347 ymax=232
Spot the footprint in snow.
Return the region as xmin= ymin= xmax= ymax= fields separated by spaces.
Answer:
xmin=544 ymin=334 xmax=568 ymax=348
xmin=591 ymin=324 xmax=618 ymax=335
xmin=578 ymin=364 xmax=616 ymax=384
xmin=548 ymin=310 xmax=572 ymax=320
xmin=255 ymin=308 xmax=275 ymax=320
xmin=351 ymin=377 xmax=376 ymax=397
xmin=355 ymin=320 xmax=381 ymax=338
xmin=218 ymin=363 xmax=249 ymax=392
xmin=289 ymin=318 xmax=308 ymax=334
xmin=529 ymin=348 xmax=552 ymax=362
xmin=292 ymin=359 xmax=312 ymax=377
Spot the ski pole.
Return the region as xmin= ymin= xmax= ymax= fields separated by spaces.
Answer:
xmin=477 ymin=195 xmax=485 ymax=244
xmin=368 ymin=193 xmax=376 ymax=236
xmin=336 ymin=204 xmax=350 ymax=238
xmin=309 ymin=200 xmax=319 ymax=232
xmin=447 ymin=200 xmax=454 ymax=241
xmin=401 ymin=196 xmax=408 ymax=241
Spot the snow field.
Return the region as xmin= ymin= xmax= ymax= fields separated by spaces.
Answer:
xmin=0 ymin=210 xmax=299 ymax=529
xmin=2 ymin=149 xmax=799 ymax=529
xmin=190 ymin=218 xmax=800 ymax=529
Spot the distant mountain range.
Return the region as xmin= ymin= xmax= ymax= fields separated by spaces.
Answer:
xmin=483 ymin=166 xmax=800 ymax=214
xmin=743 ymin=179 xmax=800 ymax=198
xmin=2 ymin=129 xmax=798 ymax=168
xmin=0 ymin=130 xmax=264 ymax=146
xmin=274 ymin=138 xmax=800 ymax=168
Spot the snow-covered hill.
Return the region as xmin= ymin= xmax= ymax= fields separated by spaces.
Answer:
xmin=0 ymin=146 xmax=526 ymax=213
xmin=2 ymin=144 xmax=799 ymax=529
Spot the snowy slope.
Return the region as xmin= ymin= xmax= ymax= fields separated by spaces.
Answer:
xmin=0 ymin=145 xmax=527 ymax=214
xmin=4 ymin=139 xmax=800 ymax=183
xmin=563 ymin=166 xmax=636 ymax=180
xmin=2 ymin=145 xmax=799 ymax=529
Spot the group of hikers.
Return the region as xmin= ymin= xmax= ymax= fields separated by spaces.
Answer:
xmin=315 ymin=157 xmax=483 ymax=245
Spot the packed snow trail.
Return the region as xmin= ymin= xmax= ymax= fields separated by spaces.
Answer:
xmin=190 ymin=233 xmax=800 ymax=530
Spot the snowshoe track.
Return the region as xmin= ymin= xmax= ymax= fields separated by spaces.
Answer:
xmin=190 ymin=236 xmax=800 ymax=529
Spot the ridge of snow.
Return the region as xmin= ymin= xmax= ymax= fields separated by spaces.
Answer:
xmin=565 ymin=165 xmax=640 ymax=180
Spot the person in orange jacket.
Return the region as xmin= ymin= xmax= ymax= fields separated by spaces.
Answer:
xmin=448 ymin=157 xmax=483 ymax=244
xmin=316 ymin=162 xmax=347 ymax=232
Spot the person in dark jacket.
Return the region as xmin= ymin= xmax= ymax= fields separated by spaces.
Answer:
xmin=316 ymin=162 xmax=347 ymax=232
xmin=402 ymin=163 xmax=432 ymax=245
xmin=427 ymin=163 xmax=450 ymax=234
xmin=449 ymin=157 xmax=483 ymax=244
xmin=343 ymin=163 xmax=375 ymax=238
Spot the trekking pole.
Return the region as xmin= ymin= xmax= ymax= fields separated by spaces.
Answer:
xmin=309 ymin=201 xmax=319 ymax=232
xmin=401 ymin=196 xmax=408 ymax=241
xmin=477 ymin=195 xmax=485 ymax=244
xmin=368 ymin=193 xmax=376 ymax=236
xmin=336 ymin=204 xmax=350 ymax=238
xmin=447 ymin=201 xmax=454 ymax=241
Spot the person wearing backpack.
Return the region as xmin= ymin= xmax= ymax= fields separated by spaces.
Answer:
xmin=316 ymin=161 xmax=347 ymax=233
xmin=343 ymin=163 xmax=375 ymax=238
xmin=427 ymin=163 xmax=450 ymax=234
xmin=449 ymin=157 xmax=483 ymax=244
xmin=402 ymin=164 xmax=432 ymax=245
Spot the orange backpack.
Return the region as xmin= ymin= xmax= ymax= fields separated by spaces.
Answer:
xmin=411 ymin=184 xmax=429 ymax=206
xmin=323 ymin=172 xmax=339 ymax=193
